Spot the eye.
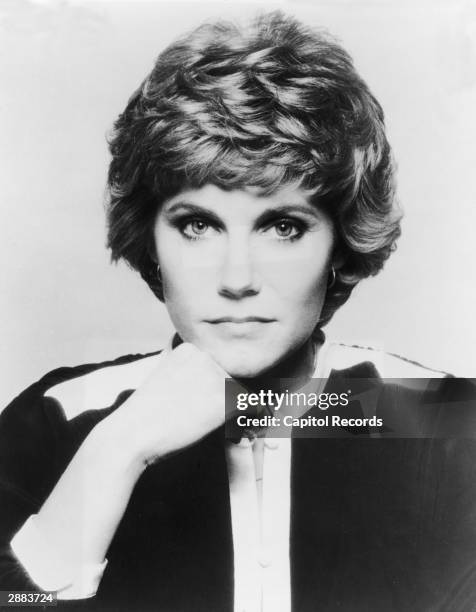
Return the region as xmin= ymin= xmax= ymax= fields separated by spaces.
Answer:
xmin=188 ymin=219 xmax=208 ymax=235
xmin=180 ymin=218 xmax=211 ymax=240
xmin=275 ymin=220 xmax=295 ymax=237
xmin=269 ymin=218 xmax=305 ymax=241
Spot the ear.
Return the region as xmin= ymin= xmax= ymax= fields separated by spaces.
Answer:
xmin=331 ymin=247 xmax=345 ymax=271
xmin=146 ymin=235 xmax=158 ymax=264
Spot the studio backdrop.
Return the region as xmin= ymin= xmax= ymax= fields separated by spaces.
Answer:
xmin=1 ymin=0 xmax=475 ymax=409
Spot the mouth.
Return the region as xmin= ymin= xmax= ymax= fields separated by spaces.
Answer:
xmin=204 ymin=316 xmax=276 ymax=337
xmin=205 ymin=316 xmax=276 ymax=324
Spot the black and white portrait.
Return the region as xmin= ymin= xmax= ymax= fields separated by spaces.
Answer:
xmin=1 ymin=2 xmax=475 ymax=611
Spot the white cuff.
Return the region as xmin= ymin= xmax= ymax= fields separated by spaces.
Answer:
xmin=11 ymin=515 xmax=107 ymax=599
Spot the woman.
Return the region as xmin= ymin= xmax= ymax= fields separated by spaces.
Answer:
xmin=1 ymin=11 xmax=475 ymax=612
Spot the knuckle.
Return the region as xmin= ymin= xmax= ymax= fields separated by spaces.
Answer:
xmin=175 ymin=342 xmax=195 ymax=353
xmin=172 ymin=342 xmax=197 ymax=358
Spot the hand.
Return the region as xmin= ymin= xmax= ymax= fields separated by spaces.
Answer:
xmin=108 ymin=342 xmax=230 ymax=466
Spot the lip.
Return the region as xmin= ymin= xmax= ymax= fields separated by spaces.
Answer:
xmin=205 ymin=317 xmax=275 ymax=323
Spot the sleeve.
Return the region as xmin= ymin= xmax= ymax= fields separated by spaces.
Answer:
xmin=11 ymin=515 xmax=107 ymax=598
xmin=375 ymin=376 xmax=476 ymax=610
xmin=0 ymin=383 xmax=106 ymax=604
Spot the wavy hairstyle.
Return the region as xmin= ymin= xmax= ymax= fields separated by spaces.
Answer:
xmin=106 ymin=11 xmax=402 ymax=327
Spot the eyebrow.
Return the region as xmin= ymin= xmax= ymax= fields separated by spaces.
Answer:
xmin=163 ymin=202 xmax=223 ymax=225
xmin=163 ymin=201 xmax=322 ymax=225
xmin=256 ymin=205 xmax=322 ymax=222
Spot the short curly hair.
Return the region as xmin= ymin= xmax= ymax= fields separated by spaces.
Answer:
xmin=106 ymin=11 xmax=401 ymax=327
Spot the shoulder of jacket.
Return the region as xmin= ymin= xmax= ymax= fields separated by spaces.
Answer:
xmin=42 ymin=349 xmax=165 ymax=421
xmin=324 ymin=340 xmax=451 ymax=380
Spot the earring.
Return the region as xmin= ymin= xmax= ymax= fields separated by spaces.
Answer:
xmin=327 ymin=266 xmax=336 ymax=289
xmin=153 ymin=264 xmax=164 ymax=301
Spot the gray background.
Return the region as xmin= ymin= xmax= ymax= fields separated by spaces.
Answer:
xmin=1 ymin=0 xmax=475 ymax=409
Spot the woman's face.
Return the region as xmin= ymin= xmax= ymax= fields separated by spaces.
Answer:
xmin=153 ymin=184 xmax=337 ymax=377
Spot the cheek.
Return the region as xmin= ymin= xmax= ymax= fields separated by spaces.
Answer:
xmin=159 ymin=258 xmax=215 ymax=340
xmin=161 ymin=269 xmax=198 ymax=324
xmin=155 ymin=233 xmax=194 ymax=327
xmin=260 ymin=246 xmax=331 ymax=308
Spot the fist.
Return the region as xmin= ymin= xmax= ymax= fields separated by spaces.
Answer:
xmin=111 ymin=343 xmax=230 ymax=465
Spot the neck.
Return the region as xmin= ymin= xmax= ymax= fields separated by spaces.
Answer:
xmin=236 ymin=332 xmax=322 ymax=395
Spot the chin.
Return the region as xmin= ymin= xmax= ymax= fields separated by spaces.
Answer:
xmin=207 ymin=344 xmax=281 ymax=378
xmin=222 ymin=361 xmax=271 ymax=378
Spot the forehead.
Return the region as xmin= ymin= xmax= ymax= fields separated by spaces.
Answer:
xmin=160 ymin=184 xmax=317 ymax=218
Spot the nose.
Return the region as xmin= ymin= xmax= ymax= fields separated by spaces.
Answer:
xmin=218 ymin=236 xmax=260 ymax=300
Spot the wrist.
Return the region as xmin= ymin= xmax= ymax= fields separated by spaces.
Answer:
xmin=87 ymin=414 xmax=149 ymax=481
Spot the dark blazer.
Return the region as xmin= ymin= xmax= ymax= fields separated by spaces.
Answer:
xmin=1 ymin=349 xmax=475 ymax=612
